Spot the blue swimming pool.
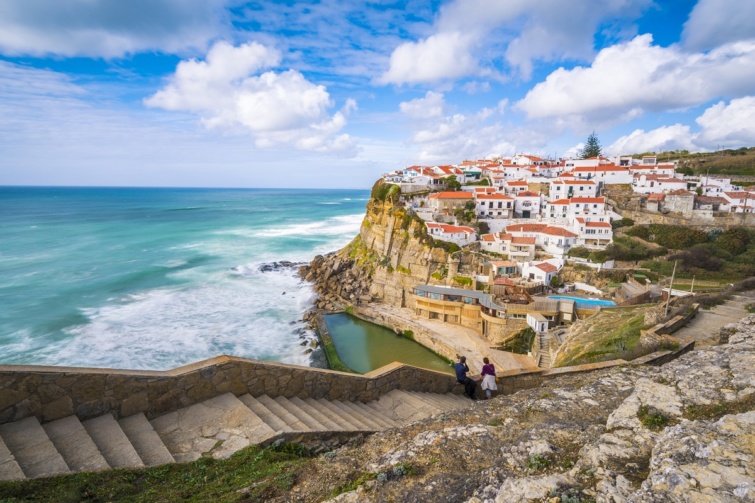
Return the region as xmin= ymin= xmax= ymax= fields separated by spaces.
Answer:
xmin=549 ymin=295 xmax=616 ymax=307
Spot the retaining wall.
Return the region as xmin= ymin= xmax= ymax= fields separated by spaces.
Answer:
xmin=0 ymin=357 xmax=458 ymax=425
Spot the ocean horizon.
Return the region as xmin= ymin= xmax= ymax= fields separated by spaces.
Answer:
xmin=0 ymin=186 xmax=369 ymax=370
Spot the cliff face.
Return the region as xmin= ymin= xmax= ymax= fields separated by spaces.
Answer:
xmin=302 ymin=186 xmax=480 ymax=312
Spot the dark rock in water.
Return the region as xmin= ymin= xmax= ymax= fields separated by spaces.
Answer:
xmin=282 ymin=292 xmax=286 ymax=295
xmin=308 ymin=347 xmax=329 ymax=369
xmin=258 ymin=261 xmax=307 ymax=273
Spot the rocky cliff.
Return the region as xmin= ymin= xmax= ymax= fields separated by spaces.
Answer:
xmin=278 ymin=314 xmax=755 ymax=502
xmin=300 ymin=182 xmax=480 ymax=312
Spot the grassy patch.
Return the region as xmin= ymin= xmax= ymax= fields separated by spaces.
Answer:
xmin=330 ymin=472 xmax=377 ymax=498
xmin=0 ymin=444 xmax=311 ymax=503
xmin=527 ymin=454 xmax=552 ymax=471
xmin=684 ymin=393 xmax=755 ymax=421
xmin=555 ymin=306 xmax=651 ymax=367
xmin=637 ymin=405 xmax=669 ymax=431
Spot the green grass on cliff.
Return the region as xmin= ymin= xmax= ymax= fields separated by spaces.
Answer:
xmin=0 ymin=444 xmax=311 ymax=503
xmin=554 ymin=306 xmax=652 ymax=367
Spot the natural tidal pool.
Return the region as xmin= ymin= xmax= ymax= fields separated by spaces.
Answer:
xmin=323 ymin=313 xmax=453 ymax=375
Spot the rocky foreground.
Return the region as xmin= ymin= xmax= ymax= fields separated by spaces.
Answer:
xmin=277 ymin=315 xmax=755 ymax=502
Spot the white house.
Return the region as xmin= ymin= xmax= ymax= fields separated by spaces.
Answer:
xmin=570 ymin=165 xmax=633 ymax=185
xmin=549 ymin=179 xmax=598 ymax=201
xmin=480 ymin=233 xmax=537 ymax=261
xmin=632 ymin=174 xmax=688 ymax=194
xmin=568 ymin=197 xmax=608 ymax=221
xmin=426 ymin=223 xmax=477 ymax=246
xmin=574 ymin=219 xmax=613 ymax=248
xmin=722 ymin=192 xmax=755 ymax=213
xmin=514 ymin=191 xmax=543 ymax=218
xmin=521 ymin=259 xmax=562 ymax=285
xmin=475 ymin=193 xmax=515 ymax=218
xmin=502 ymin=180 xmax=530 ymax=195
xmin=506 ymin=223 xmax=578 ymax=256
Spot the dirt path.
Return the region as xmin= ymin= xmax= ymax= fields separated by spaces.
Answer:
xmin=674 ymin=292 xmax=755 ymax=346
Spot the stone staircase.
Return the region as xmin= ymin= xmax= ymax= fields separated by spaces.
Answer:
xmin=537 ymin=334 xmax=552 ymax=369
xmin=0 ymin=389 xmax=470 ymax=481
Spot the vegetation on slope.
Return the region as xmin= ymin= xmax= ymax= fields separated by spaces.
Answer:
xmin=0 ymin=444 xmax=311 ymax=503
xmin=554 ymin=306 xmax=653 ymax=367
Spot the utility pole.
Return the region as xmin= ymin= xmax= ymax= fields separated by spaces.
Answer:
xmin=664 ymin=260 xmax=677 ymax=317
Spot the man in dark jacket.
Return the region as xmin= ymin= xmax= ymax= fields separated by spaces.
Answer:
xmin=455 ymin=356 xmax=478 ymax=399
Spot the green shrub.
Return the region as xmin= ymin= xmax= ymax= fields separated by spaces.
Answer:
xmin=637 ymin=405 xmax=669 ymax=431
xmin=396 ymin=265 xmax=411 ymax=275
xmin=452 ymin=276 xmax=473 ymax=287
xmin=568 ymin=246 xmax=591 ymax=258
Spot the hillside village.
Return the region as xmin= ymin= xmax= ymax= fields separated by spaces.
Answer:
xmin=384 ymin=153 xmax=754 ymax=280
xmin=374 ymin=154 xmax=755 ymax=353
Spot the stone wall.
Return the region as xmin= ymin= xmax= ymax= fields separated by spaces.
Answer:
xmin=0 ymin=357 xmax=459 ymax=425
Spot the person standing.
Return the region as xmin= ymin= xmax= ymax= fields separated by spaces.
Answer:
xmin=455 ymin=356 xmax=478 ymax=400
xmin=480 ymin=357 xmax=497 ymax=399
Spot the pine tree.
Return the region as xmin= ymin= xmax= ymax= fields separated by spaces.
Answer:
xmin=580 ymin=131 xmax=602 ymax=159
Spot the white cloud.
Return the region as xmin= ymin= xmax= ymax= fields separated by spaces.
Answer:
xmin=607 ymin=124 xmax=694 ymax=155
xmin=379 ymin=32 xmax=477 ymax=85
xmin=399 ymin=91 xmax=446 ymax=119
xmin=0 ymin=0 xmax=229 ymax=58
xmin=0 ymin=61 xmax=376 ymax=188
xmin=146 ymin=41 xmax=356 ymax=152
xmin=606 ymin=97 xmax=755 ymax=154
xmin=683 ymin=0 xmax=755 ymax=51
xmin=695 ymin=97 xmax=755 ymax=148
xmin=380 ymin=0 xmax=651 ymax=84
xmin=397 ymin=93 xmax=548 ymax=163
xmin=516 ymin=35 xmax=755 ymax=124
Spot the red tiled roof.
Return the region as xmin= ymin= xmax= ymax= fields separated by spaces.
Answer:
xmin=517 ymin=191 xmax=540 ymax=197
xmin=647 ymin=193 xmax=665 ymax=201
xmin=507 ymin=180 xmax=529 ymax=186
xmin=586 ymin=221 xmax=612 ymax=228
xmin=507 ymin=223 xmax=546 ymax=232
xmin=511 ymin=236 xmax=536 ymax=245
xmin=542 ymin=226 xmax=577 ymax=237
xmin=488 ymin=260 xmax=518 ymax=267
xmin=572 ymin=165 xmax=629 ymax=172
xmin=481 ymin=234 xmax=496 ymax=242
xmin=428 ymin=191 xmax=474 ymax=199
xmin=536 ymin=263 xmax=558 ymax=273
xmin=476 ymin=193 xmax=514 ymax=200
xmin=426 ymin=222 xmax=474 ymax=233
xmin=570 ymin=197 xmax=605 ymax=204
xmin=549 ymin=199 xmax=570 ymax=205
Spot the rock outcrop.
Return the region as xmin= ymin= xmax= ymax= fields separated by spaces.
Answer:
xmin=300 ymin=182 xmax=481 ymax=313
xmin=279 ymin=315 xmax=755 ymax=502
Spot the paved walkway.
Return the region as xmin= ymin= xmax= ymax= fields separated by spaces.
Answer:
xmin=674 ymin=292 xmax=755 ymax=346
xmin=358 ymin=304 xmax=538 ymax=374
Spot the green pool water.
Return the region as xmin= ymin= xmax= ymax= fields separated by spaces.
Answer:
xmin=323 ymin=313 xmax=454 ymax=375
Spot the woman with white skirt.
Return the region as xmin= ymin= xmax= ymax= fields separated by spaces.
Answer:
xmin=480 ymin=357 xmax=497 ymax=399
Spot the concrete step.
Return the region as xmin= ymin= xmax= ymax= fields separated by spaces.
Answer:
xmin=332 ymin=401 xmax=382 ymax=430
xmin=303 ymin=398 xmax=360 ymax=431
xmin=364 ymin=400 xmax=403 ymax=424
xmin=43 ymin=416 xmax=109 ymax=473
xmin=349 ymin=402 xmax=398 ymax=429
xmin=444 ymin=393 xmax=471 ymax=406
xmin=150 ymin=393 xmax=275 ymax=463
xmin=119 ymin=413 xmax=175 ymax=466
xmin=408 ymin=392 xmax=452 ymax=411
xmin=288 ymin=397 xmax=341 ymax=430
xmin=0 ymin=434 xmax=25 ymax=481
xmin=274 ymin=397 xmax=327 ymax=431
xmin=395 ymin=391 xmax=445 ymax=415
xmin=256 ymin=395 xmax=311 ymax=431
xmin=317 ymin=399 xmax=372 ymax=430
xmin=416 ymin=392 xmax=466 ymax=411
xmin=0 ymin=417 xmax=69 ymax=479
xmin=83 ymin=414 xmax=144 ymax=469
xmin=238 ymin=395 xmax=293 ymax=433
xmin=376 ymin=390 xmax=439 ymax=423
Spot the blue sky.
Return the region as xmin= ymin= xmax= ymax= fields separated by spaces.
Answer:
xmin=1 ymin=0 xmax=754 ymax=188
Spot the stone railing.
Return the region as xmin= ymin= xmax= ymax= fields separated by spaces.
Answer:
xmin=0 ymin=357 xmax=458 ymax=425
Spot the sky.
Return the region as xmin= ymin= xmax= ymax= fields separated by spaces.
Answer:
xmin=1 ymin=0 xmax=754 ymax=189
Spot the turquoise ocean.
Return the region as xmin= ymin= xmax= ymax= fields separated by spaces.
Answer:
xmin=0 ymin=187 xmax=368 ymax=370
